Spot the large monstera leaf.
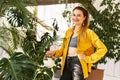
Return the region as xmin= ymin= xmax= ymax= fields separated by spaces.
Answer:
xmin=0 ymin=52 xmax=35 ymax=80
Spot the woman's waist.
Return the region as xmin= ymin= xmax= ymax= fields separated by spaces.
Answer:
xmin=67 ymin=47 xmax=77 ymax=56
xmin=67 ymin=53 xmax=77 ymax=56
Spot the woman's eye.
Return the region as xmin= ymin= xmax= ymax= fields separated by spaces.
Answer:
xmin=72 ymin=14 xmax=75 ymax=16
xmin=72 ymin=14 xmax=81 ymax=17
xmin=77 ymin=14 xmax=81 ymax=17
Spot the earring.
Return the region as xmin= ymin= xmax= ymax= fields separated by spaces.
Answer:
xmin=82 ymin=22 xmax=85 ymax=26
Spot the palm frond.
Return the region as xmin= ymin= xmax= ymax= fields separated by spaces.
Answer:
xmin=0 ymin=25 xmax=24 ymax=55
xmin=0 ymin=0 xmax=53 ymax=30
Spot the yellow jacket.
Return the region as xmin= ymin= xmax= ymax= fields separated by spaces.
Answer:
xmin=54 ymin=26 xmax=107 ymax=78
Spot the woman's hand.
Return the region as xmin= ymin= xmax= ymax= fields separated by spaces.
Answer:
xmin=78 ymin=54 xmax=86 ymax=60
xmin=46 ymin=51 xmax=55 ymax=57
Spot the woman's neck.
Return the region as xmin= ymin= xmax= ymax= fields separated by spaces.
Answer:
xmin=74 ymin=25 xmax=82 ymax=31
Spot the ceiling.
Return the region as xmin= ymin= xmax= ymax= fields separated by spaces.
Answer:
xmin=28 ymin=0 xmax=78 ymax=6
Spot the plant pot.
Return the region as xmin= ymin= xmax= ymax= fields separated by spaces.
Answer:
xmin=0 ymin=78 xmax=4 ymax=80
xmin=86 ymin=69 xmax=104 ymax=80
xmin=54 ymin=69 xmax=61 ymax=78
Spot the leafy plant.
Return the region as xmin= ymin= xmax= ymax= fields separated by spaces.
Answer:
xmin=0 ymin=0 xmax=59 ymax=80
xmin=89 ymin=0 xmax=120 ymax=63
xmin=75 ymin=0 xmax=120 ymax=63
xmin=0 ymin=0 xmax=119 ymax=80
xmin=0 ymin=23 xmax=58 ymax=80
xmin=0 ymin=52 xmax=35 ymax=80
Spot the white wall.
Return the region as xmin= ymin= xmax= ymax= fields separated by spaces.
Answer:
xmin=0 ymin=48 xmax=9 ymax=59
xmin=103 ymin=59 xmax=120 ymax=80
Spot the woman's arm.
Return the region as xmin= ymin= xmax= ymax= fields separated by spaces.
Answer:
xmin=46 ymin=31 xmax=68 ymax=58
xmin=85 ymin=30 xmax=108 ymax=63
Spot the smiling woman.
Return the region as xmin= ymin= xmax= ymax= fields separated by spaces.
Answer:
xmin=46 ymin=6 xmax=107 ymax=80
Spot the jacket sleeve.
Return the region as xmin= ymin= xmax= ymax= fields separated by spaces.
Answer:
xmin=54 ymin=31 xmax=67 ymax=58
xmin=85 ymin=30 xmax=108 ymax=63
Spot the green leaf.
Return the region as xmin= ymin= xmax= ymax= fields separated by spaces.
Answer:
xmin=0 ymin=52 xmax=35 ymax=80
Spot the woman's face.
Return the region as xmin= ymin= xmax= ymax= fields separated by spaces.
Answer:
xmin=72 ymin=9 xmax=86 ymax=26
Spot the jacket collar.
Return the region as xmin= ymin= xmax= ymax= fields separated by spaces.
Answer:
xmin=69 ymin=26 xmax=82 ymax=35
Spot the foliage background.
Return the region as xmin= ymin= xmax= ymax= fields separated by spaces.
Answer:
xmin=0 ymin=0 xmax=120 ymax=80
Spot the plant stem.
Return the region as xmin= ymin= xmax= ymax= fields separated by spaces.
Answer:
xmin=9 ymin=60 xmax=18 ymax=80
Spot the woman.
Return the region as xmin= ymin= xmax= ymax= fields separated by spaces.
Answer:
xmin=46 ymin=6 xmax=107 ymax=80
